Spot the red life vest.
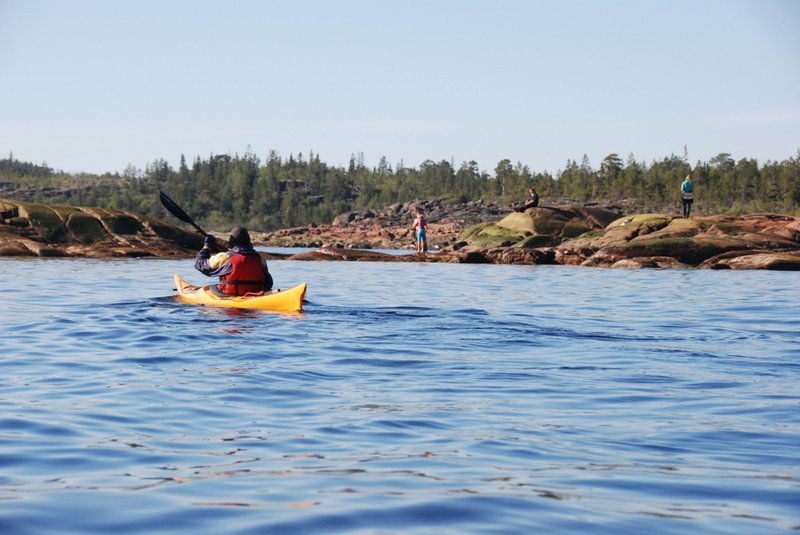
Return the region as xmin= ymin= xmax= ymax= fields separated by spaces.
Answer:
xmin=218 ymin=251 xmax=265 ymax=295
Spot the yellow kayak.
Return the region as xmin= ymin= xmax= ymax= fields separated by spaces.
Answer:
xmin=174 ymin=274 xmax=307 ymax=312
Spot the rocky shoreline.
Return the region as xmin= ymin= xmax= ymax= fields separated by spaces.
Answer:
xmin=0 ymin=198 xmax=202 ymax=258
xmin=2 ymin=197 xmax=799 ymax=270
xmin=258 ymin=199 xmax=800 ymax=270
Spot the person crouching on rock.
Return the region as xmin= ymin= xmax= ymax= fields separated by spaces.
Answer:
xmin=194 ymin=226 xmax=273 ymax=295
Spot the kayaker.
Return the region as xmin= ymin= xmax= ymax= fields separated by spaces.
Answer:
xmin=680 ymin=175 xmax=694 ymax=218
xmin=194 ymin=226 xmax=273 ymax=295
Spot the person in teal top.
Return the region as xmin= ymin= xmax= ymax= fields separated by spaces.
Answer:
xmin=680 ymin=175 xmax=694 ymax=217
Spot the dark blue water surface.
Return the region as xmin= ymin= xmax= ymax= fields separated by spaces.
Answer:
xmin=1 ymin=258 xmax=798 ymax=534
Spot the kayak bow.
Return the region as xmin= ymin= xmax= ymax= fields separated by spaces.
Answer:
xmin=174 ymin=274 xmax=306 ymax=312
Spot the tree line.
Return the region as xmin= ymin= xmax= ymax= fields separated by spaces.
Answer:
xmin=2 ymin=149 xmax=798 ymax=231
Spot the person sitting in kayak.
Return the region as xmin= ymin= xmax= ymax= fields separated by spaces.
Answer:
xmin=194 ymin=226 xmax=273 ymax=295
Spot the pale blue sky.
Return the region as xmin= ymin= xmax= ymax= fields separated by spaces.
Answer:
xmin=1 ymin=0 xmax=798 ymax=175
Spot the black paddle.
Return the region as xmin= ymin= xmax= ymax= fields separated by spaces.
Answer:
xmin=159 ymin=191 xmax=222 ymax=251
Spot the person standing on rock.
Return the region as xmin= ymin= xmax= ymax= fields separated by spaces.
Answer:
xmin=680 ymin=175 xmax=694 ymax=218
xmin=413 ymin=211 xmax=428 ymax=254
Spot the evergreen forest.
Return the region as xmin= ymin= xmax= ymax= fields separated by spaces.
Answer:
xmin=2 ymin=149 xmax=799 ymax=232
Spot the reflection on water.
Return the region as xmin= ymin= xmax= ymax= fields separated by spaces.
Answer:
xmin=0 ymin=258 xmax=798 ymax=534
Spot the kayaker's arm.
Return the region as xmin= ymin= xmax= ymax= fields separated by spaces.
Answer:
xmin=195 ymin=249 xmax=232 ymax=278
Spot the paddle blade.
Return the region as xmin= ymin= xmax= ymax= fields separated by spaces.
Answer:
xmin=159 ymin=191 xmax=194 ymax=225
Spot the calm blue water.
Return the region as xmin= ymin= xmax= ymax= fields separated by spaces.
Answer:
xmin=1 ymin=258 xmax=798 ymax=534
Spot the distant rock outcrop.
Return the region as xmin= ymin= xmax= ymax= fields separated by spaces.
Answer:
xmin=445 ymin=209 xmax=800 ymax=269
xmin=0 ymin=199 xmax=203 ymax=257
xmin=454 ymin=205 xmax=623 ymax=251
xmin=280 ymin=205 xmax=800 ymax=270
xmin=554 ymin=213 xmax=800 ymax=269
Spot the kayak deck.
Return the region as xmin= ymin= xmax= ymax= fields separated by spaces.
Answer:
xmin=174 ymin=274 xmax=306 ymax=312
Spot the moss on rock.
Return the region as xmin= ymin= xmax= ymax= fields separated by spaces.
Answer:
xmin=562 ymin=218 xmax=594 ymax=238
xmin=515 ymin=234 xmax=555 ymax=248
xmin=458 ymin=221 xmax=493 ymax=242
xmin=66 ymin=211 xmax=108 ymax=243
xmin=496 ymin=212 xmax=536 ymax=234
xmin=97 ymin=209 xmax=143 ymax=235
xmin=18 ymin=202 xmax=68 ymax=243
